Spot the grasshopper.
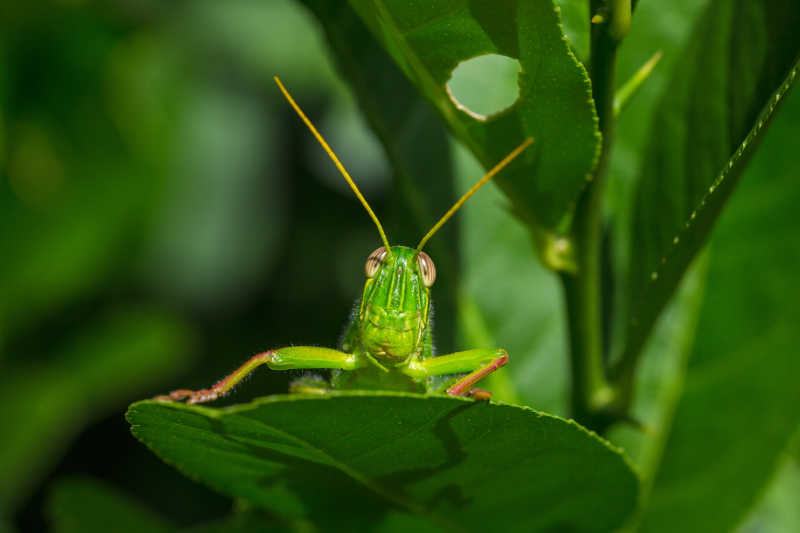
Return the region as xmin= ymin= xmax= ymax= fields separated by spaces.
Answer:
xmin=155 ymin=77 xmax=532 ymax=404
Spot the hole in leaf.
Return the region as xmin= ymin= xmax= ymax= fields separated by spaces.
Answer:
xmin=446 ymin=54 xmax=521 ymax=120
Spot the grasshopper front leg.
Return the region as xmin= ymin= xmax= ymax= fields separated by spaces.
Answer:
xmin=402 ymin=348 xmax=508 ymax=399
xmin=155 ymin=346 xmax=363 ymax=404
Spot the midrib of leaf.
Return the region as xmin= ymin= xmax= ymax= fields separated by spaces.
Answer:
xmin=237 ymin=415 xmax=452 ymax=528
xmin=617 ymin=54 xmax=800 ymax=379
xmin=641 ymin=58 xmax=798 ymax=286
xmin=134 ymin=396 xmax=469 ymax=531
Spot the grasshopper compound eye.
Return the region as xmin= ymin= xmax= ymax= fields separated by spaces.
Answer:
xmin=365 ymin=246 xmax=388 ymax=278
xmin=417 ymin=251 xmax=436 ymax=287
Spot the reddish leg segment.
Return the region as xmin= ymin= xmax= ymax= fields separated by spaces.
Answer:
xmin=445 ymin=352 xmax=508 ymax=397
xmin=402 ymin=348 xmax=509 ymax=398
xmin=153 ymin=346 xmax=360 ymax=404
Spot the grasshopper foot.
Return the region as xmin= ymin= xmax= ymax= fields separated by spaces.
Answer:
xmin=466 ymin=388 xmax=492 ymax=401
xmin=152 ymin=388 xmax=219 ymax=404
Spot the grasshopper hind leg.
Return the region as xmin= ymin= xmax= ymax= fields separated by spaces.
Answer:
xmin=417 ymin=348 xmax=509 ymax=400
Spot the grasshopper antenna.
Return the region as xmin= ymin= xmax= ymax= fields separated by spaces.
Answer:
xmin=416 ymin=137 xmax=534 ymax=251
xmin=274 ymin=76 xmax=392 ymax=253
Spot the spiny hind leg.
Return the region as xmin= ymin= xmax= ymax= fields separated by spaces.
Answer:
xmin=445 ymin=354 xmax=508 ymax=398
xmin=154 ymin=346 xmax=360 ymax=404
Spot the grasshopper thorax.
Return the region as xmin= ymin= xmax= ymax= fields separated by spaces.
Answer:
xmin=358 ymin=246 xmax=433 ymax=363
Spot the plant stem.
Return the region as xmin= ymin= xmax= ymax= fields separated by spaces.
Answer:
xmin=609 ymin=0 xmax=632 ymax=41
xmin=561 ymin=1 xmax=627 ymax=431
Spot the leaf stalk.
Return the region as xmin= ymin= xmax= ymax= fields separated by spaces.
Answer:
xmin=562 ymin=1 xmax=628 ymax=431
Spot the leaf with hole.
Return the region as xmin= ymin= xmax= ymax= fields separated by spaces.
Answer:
xmin=347 ymin=0 xmax=600 ymax=235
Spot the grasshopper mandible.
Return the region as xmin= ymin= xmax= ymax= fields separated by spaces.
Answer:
xmin=156 ymin=77 xmax=533 ymax=404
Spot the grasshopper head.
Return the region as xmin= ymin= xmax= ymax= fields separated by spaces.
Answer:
xmin=274 ymin=77 xmax=531 ymax=363
xmin=358 ymin=245 xmax=435 ymax=363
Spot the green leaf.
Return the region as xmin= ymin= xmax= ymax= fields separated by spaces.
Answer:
xmin=128 ymin=393 xmax=638 ymax=532
xmin=637 ymin=63 xmax=800 ymax=533
xmin=606 ymin=255 xmax=707 ymax=487
xmin=554 ymin=0 xmax=590 ymax=63
xmin=347 ymin=0 xmax=600 ymax=232
xmin=737 ymin=437 xmax=800 ymax=533
xmin=603 ymin=0 xmax=712 ymax=508
xmin=607 ymin=0 xmax=710 ymax=362
xmin=458 ymin=0 xmax=710 ymax=416
xmin=620 ymin=0 xmax=800 ymax=375
xmin=0 ymin=311 xmax=192 ymax=512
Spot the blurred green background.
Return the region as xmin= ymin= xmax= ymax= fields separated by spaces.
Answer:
xmin=2 ymin=1 xmax=798 ymax=532
xmin=1 ymin=1 xmax=400 ymax=529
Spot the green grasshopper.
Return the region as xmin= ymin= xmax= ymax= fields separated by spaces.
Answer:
xmin=156 ymin=77 xmax=532 ymax=404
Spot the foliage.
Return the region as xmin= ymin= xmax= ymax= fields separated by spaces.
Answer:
xmin=128 ymin=393 xmax=636 ymax=532
xmin=1 ymin=0 xmax=798 ymax=532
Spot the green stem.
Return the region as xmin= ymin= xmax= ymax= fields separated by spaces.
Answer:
xmin=609 ymin=0 xmax=631 ymax=41
xmin=561 ymin=1 xmax=627 ymax=431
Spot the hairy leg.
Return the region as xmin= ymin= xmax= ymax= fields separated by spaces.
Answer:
xmin=154 ymin=346 xmax=361 ymax=404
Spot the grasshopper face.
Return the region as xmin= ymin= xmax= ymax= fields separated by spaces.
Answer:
xmin=359 ymin=246 xmax=434 ymax=363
